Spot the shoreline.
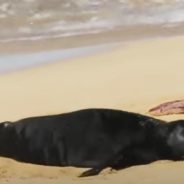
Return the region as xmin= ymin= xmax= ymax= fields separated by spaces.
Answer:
xmin=1 ymin=24 xmax=184 ymax=53
xmin=0 ymin=42 xmax=120 ymax=75
xmin=1 ymin=23 xmax=184 ymax=75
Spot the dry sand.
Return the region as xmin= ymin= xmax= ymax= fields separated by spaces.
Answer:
xmin=0 ymin=36 xmax=184 ymax=183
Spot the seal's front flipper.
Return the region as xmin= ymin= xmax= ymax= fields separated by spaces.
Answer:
xmin=79 ymin=168 xmax=103 ymax=177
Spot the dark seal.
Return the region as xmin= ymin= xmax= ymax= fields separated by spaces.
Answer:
xmin=1 ymin=108 xmax=184 ymax=177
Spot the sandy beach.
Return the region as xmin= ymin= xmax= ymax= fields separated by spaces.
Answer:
xmin=0 ymin=35 xmax=184 ymax=183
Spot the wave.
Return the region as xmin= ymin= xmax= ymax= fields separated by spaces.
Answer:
xmin=0 ymin=0 xmax=184 ymax=42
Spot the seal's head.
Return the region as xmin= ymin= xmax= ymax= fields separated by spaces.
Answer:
xmin=0 ymin=121 xmax=11 ymax=129
xmin=167 ymin=120 xmax=184 ymax=158
xmin=0 ymin=121 xmax=12 ymax=141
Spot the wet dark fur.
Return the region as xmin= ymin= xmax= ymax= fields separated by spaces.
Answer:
xmin=1 ymin=108 xmax=184 ymax=177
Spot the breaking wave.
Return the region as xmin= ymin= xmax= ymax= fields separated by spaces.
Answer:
xmin=0 ymin=0 xmax=184 ymax=42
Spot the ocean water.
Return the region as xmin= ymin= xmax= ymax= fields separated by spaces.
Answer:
xmin=0 ymin=0 xmax=184 ymax=72
xmin=0 ymin=0 xmax=184 ymax=42
xmin=0 ymin=43 xmax=120 ymax=73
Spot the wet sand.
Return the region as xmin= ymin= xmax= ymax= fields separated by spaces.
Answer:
xmin=1 ymin=24 xmax=184 ymax=53
xmin=0 ymin=35 xmax=184 ymax=183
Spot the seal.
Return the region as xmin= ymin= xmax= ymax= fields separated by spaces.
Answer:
xmin=1 ymin=108 xmax=184 ymax=177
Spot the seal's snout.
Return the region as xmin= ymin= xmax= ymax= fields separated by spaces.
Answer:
xmin=3 ymin=122 xmax=10 ymax=127
xmin=0 ymin=121 xmax=11 ymax=128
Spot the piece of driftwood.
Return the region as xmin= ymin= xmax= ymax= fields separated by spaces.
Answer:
xmin=149 ymin=100 xmax=184 ymax=116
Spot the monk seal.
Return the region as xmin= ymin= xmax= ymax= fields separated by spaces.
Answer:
xmin=0 ymin=108 xmax=184 ymax=177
